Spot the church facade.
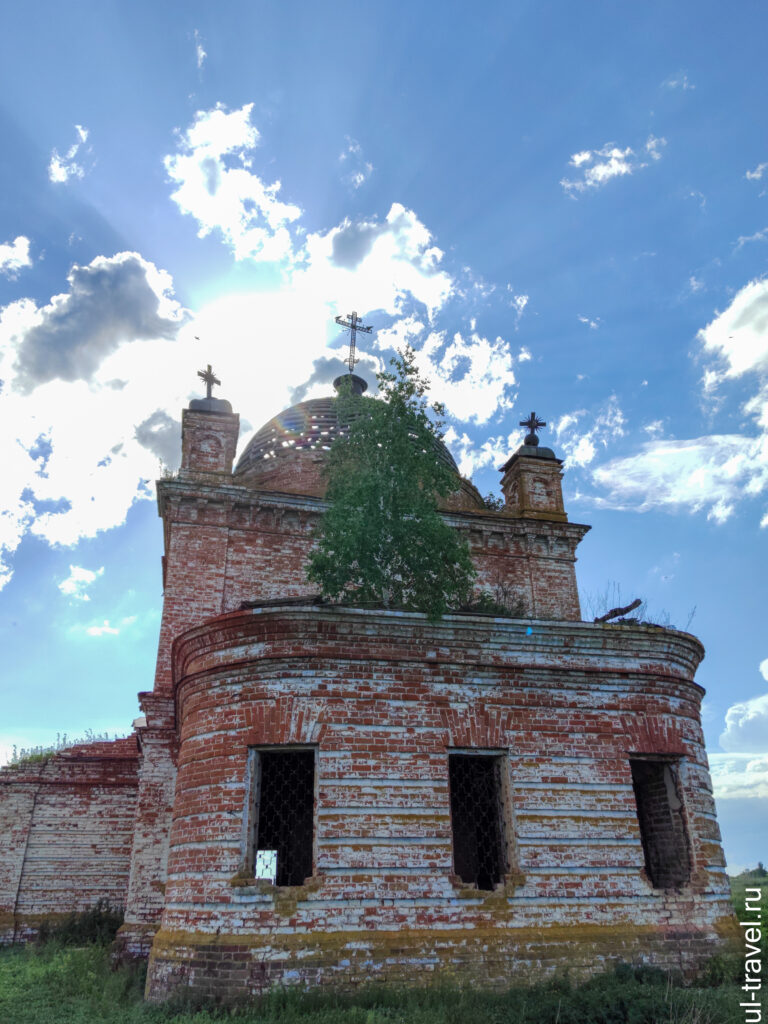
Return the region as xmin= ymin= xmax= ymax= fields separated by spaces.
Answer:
xmin=0 ymin=368 xmax=736 ymax=1001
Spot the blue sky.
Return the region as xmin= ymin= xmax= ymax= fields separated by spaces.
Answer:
xmin=1 ymin=1 xmax=767 ymax=872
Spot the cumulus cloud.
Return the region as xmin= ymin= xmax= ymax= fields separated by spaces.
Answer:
xmin=339 ymin=137 xmax=373 ymax=189
xmin=134 ymin=410 xmax=181 ymax=469
xmin=0 ymin=236 xmax=32 ymax=278
xmin=709 ymin=753 xmax=768 ymax=800
xmin=0 ymin=252 xmax=199 ymax=579
xmin=49 ymin=125 xmax=89 ymax=183
xmin=443 ymin=426 xmax=523 ymax=478
xmin=746 ymin=162 xmax=768 ymax=182
xmin=10 ymin=253 xmax=186 ymax=392
xmin=58 ymin=565 xmax=104 ymax=601
xmin=561 ymin=135 xmax=666 ymax=195
xmin=591 ymin=279 xmax=768 ymax=523
xmin=698 ymin=278 xmax=768 ymax=437
xmin=418 ymin=328 xmax=517 ymax=424
xmin=720 ymin=692 xmax=768 ymax=753
xmin=0 ymin=108 xmax=519 ymax=590
xmin=304 ymin=204 xmax=454 ymax=318
xmin=165 ymin=103 xmax=301 ymax=261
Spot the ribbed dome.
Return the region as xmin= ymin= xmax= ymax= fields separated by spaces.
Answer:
xmin=234 ymin=395 xmax=460 ymax=478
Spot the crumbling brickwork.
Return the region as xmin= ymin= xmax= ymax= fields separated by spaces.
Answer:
xmin=0 ymin=738 xmax=139 ymax=943
xmin=0 ymin=384 xmax=736 ymax=1001
xmin=141 ymin=607 xmax=734 ymax=1000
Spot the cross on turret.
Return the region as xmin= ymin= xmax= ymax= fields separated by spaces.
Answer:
xmin=520 ymin=411 xmax=546 ymax=446
xmin=197 ymin=364 xmax=221 ymax=400
xmin=335 ymin=311 xmax=373 ymax=373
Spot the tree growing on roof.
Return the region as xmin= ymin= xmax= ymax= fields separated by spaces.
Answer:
xmin=306 ymin=345 xmax=476 ymax=619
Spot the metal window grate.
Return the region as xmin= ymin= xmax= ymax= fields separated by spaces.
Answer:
xmin=448 ymin=754 xmax=506 ymax=890
xmin=255 ymin=750 xmax=315 ymax=887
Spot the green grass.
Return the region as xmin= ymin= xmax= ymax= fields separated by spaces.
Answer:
xmin=0 ymin=944 xmax=745 ymax=1024
xmin=0 ymin=877 xmax=762 ymax=1023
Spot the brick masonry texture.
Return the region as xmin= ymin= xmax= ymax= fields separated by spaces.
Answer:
xmin=0 ymin=397 xmax=738 ymax=1000
xmin=0 ymin=738 xmax=139 ymax=943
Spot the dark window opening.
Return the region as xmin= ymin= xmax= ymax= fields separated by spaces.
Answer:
xmin=448 ymin=753 xmax=507 ymax=890
xmin=630 ymin=757 xmax=691 ymax=889
xmin=253 ymin=750 xmax=315 ymax=887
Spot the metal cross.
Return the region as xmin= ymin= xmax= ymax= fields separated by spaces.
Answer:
xmin=520 ymin=411 xmax=546 ymax=441
xmin=197 ymin=364 xmax=221 ymax=399
xmin=335 ymin=311 xmax=373 ymax=373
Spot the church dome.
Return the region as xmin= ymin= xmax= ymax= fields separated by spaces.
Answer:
xmin=233 ymin=379 xmax=483 ymax=510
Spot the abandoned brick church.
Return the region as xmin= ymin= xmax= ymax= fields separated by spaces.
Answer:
xmin=0 ymin=353 xmax=736 ymax=1000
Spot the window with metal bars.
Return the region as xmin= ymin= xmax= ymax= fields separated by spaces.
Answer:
xmin=448 ymin=753 xmax=508 ymax=890
xmin=630 ymin=756 xmax=691 ymax=889
xmin=245 ymin=749 xmax=315 ymax=887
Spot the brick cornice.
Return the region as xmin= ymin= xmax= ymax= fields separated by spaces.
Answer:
xmin=171 ymin=604 xmax=705 ymax=699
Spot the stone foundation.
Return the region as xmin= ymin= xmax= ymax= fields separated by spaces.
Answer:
xmin=146 ymin=917 xmax=740 ymax=1002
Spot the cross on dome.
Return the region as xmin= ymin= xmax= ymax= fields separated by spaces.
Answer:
xmin=335 ymin=311 xmax=373 ymax=373
xmin=197 ymin=364 xmax=221 ymax=400
xmin=520 ymin=411 xmax=546 ymax=446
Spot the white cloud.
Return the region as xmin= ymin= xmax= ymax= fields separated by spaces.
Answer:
xmin=0 ymin=236 xmax=32 ymax=278
xmin=518 ymin=346 xmax=532 ymax=363
xmin=418 ymin=328 xmax=517 ymax=424
xmin=0 ymin=252 xmax=195 ymax=576
xmin=443 ymin=426 xmax=523 ymax=478
xmin=49 ymin=125 xmax=89 ymax=183
xmin=506 ymin=287 xmax=529 ymax=324
xmin=10 ymin=252 xmax=186 ymax=392
xmin=688 ymin=275 xmax=704 ymax=293
xmin=735 ymin=227 xmax=768 ymax=251
xmin=708 ymin=753 xmax=768 ymax=800
xmin=0 ymin=107 xmax=520 ymax=590
xmin=339 ymin=137 xmax=373 ymax=190
xmin=687 ymin=190 xmax=706 ymax=210
xmin=698 ymin=278 xmax=768 ymax=380
xmin=592 ymin=279 xmax=768 ymax=522
xmin=592 ymin=435 xmax=767 ymax=521
xmin=577 ymin=314 xmax=600 ymax=329
xmin=554 ymin=397 xmax=626 ymax=468
xmin=746 ymin=162 xmax=768 ymax=181
xmin=561 ymin=136 xmax=666 ymax=195
xmin=58 ymin=565 xmax=104 ymax=601
xmin=85 ymin=619 xmax=118 ymax=637
xmin=645 ymin=135 xmax=666 ymax=161
xmin=304 ymin=204 xmax=454 ymax=318
xmin=193 ymin=29 xmax=207 ymax=69
xmin=71 ymin=614 xmax=138 ymax=638
xmin=662 ymin=72 xmax=695 ymax=91
xmin=165 ymin=103 xmax=301 ymax=262
xmin=720 ymin=691 xmax=768 ymax=752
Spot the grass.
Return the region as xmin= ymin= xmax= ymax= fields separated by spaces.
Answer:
xmin=0 ymin=873 xmax=762 ymax=1023
xmin=0 ymin=945 xmax=746 ymax=1024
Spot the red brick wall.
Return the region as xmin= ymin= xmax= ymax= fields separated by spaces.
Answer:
xmin=0 ymin=738 xmax=139 ymax=942
xmin=142 ymin=607 xmax=733 ymax=999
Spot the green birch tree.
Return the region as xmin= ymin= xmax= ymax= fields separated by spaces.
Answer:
xmin=307 ymin=346 xmax=476 ymax=619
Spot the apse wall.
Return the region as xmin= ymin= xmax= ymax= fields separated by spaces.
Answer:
xmin=144 ymin=605 xmax=735 ymax=1001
